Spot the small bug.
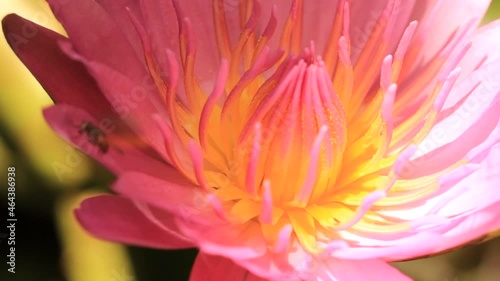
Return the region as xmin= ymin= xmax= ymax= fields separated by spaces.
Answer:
xmin=79 ymin=121 xmax=109 ymax=153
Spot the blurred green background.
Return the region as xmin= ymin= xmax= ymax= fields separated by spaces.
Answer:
xmin=0 ymin=1 xmax=499 ymax=281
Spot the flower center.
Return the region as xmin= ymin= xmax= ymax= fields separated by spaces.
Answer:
xmin=131 ymin=0 xmax=471 ymax=253
xmin=233 ymin=48 xmax=346 ymax=205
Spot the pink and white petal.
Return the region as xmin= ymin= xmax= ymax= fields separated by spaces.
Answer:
xmin=405 ymin=100 xmax=499 ymax=178
xmin=47 ymin=0 xmax=146 ymax=81
xmin=396 ymin=23 xmax=496 ymax=126
xmin=339 ymin=143 xmax=500 ymax=261
xmin=333 ymin=231 xmax=442 ymax=260
xmin=402 ymin=59 xmax=500 ymax=177
xmin=454 ymin=20 xmax=500 ymax=100
xmin=432 ymin=144 xmax=500 ymax=218
xmin=433 ymin=202 xmax=500 ymax=254
xmin=406 ymin=0 xmax=491 ymax=72
xmin=190 ymin=253 xmax=266 ymax=281
xmin=377 ymin=203 xmax=499 ymax=261
xmin=43 ymin=104 xmax=171 ymax=179
xmin=441 ymin=57 xmax=500 ymax=112
xmin=311 ymin=258 xmax=412 ymax=281
xmin=75 ymin=194 xmax=194 ymax=249
xmin=2 ymin=14 xmax=112 ymax=119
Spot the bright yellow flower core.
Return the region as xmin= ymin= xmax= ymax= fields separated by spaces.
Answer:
xmin=137 ymin=0 xmax=466 ymax=253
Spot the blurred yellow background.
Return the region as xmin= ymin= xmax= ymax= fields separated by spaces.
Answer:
xmin=0 ymin=1 xmax=499 ymax=281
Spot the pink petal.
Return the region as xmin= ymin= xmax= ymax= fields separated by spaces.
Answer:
xmin=177 ymin=220 xmax=268 ymax=260
xmin=131 ymin=0 xmax=179 ymax=76
xmin=46 ymin=0 xmax=146 ymax=81
xmin=190 ymin=253 xmax=266 ymax=281
xmin=257 ymin=1 xmax=416 ymax=60
xmin=259 ymin=0 xmax=345 ymax=56
xmin=113 ymin=172 xmax=269 ymax=259
xmin=57 ymin=44 xmax=170 ymax=161
xmin=75 ymin=194 xmax=194 ymax=249
xmin=43 ymin=104 xmax=172 ymax=178
xmin=1 ymin=14 xmax=112 ymax=119
xmin=92 ymin=0 xmax=144 ymax=58
xmin=349 ymin=0 xmax=417 ymax=61
xmin=235 ymin=251 xmax=296 ymax=280
xmin=111 ymin=171 xmax=206 ymax=218
xmin=144 ymin=0 xmax=220 ymax=82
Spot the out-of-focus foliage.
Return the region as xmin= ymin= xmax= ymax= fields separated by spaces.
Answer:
xmin=485 ymin=0 xmax=500 ymax=22
xmin=56 ymin=193 xmax=134 ymax=281
xmin=0 ymin=0 xmax=92 ymax=188
xmin=0 ymin=2 xmax=133 ymax=281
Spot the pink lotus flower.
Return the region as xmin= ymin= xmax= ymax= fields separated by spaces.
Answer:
xmin=3 ymin=0 xmax=500 ymax=280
